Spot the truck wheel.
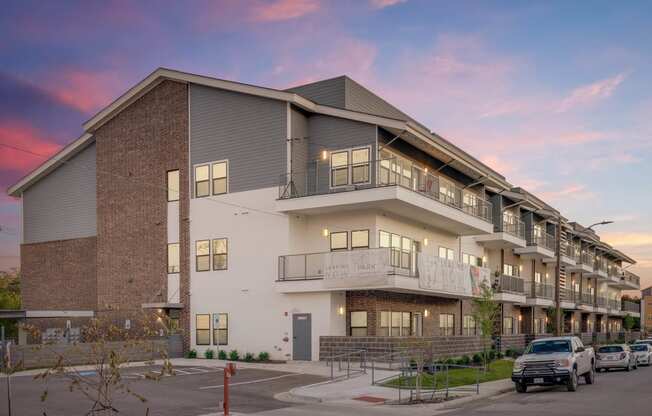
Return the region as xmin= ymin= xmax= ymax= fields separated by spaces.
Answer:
xmin=584 ymin=366 xmax=595 ymax=385
xmin=567 ymin=368 xmax=578 ymax=392
xmin=515 ymin=382 xmax=527 ymax=393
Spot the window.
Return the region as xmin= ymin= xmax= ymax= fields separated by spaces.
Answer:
xmin=391 ymin=233 xmax=402 ymax=267
xmin=196 ymin=314 xmax=210 ymax=345
xmin=463 ymin=315 xmax=476 ymax=336
xmin=195 ymin=165 xmax=210 ymax=197
xmin=330 ymin=231 xmax=348 ymax=251
xmin=351 ymin=148 xmax=370 ymax=184
xmin=503 ymin=263 xmax=519 ymax=277
xmin=503 ymin=317 xmax=514 ymax=335
xmin=463 ymin=253 xmax=482 ymax=267
xmin=379 ymin=311 xmax=390 ymax=336
xmin=380 ymin=311 xmax=415 ymax=336
xmin=350 ymin=311 xmax=367 ymax=336
xmin=167 ymin=243 xmax=180 ymax=273
xmin=212 ymin=161 xmax=228 ymax=195
xmin=196 ymin=240 xmax=210 ymax=272
xmin=330 ymin=151 xmax=349 ymax=187
xmin=401 ymin=237 xmax=412 ymax=268
xmin=439 ymin=177 xmax=456 ymax=204
xmin=379 ymin=230 xmax=391 ymax=248
xmin=351 ymin=230 xmax=369 ymax=249
xmin=412 ymin=313 xmax=423 ymax=336
xmin=534 ymin=318 xmax=544 ymax=334
xmin=440 ymin=313 xmax=455 ymax=336
xmin=213 ymin=313 xmax=228 ymax=345
xmin=212 ymin=238 xmax=228 ymax=270
xmin=534 ymin=272 xmax=542 ymax=284
xmin=439 ymin=247 xmax=454 ymax=261
xmin=463 ymin=191 xmax=478 ymax=214
xmin=167 ymin=170 xmax=179 ymax=202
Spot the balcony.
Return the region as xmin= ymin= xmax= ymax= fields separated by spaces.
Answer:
xmin=475 ymin=218 xmax=526 ymax=249
xmin=559 ymin=287 xmax=579 ymax=309
xmin=276 ymin=247 xmax=491 ymax=299
xmin=543 ymin=240 xmax=578 ymax=267
xmin=277 ymin=159 xmax=494 ymax=236
xmin=622 ymin=301 xmax=640 ymax=317
xmin=493 ymin=274 xmax=526 ymax=303
xmin=568 ymin=251 xmax=594 ymax=273
xmin=607 ymin=299 xmax=621 ymax=316
xmin=586 ymin=258 xmax=608 ymax=280
xmin=595 ymin=296 xmax=608 ymax=313
xmin=514 ymin=230 xmax=556 ymax=259
xmin=525 ymin=281 xmax=555 ymax=307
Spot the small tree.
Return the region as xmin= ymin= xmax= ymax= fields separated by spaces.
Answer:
xmin=472 ymin=283 xmax=500 ymax=372
xmin=398 ymin=338 xmax=433 ymax=402
xmin=623 ymin=314 xmax=635 ymax=332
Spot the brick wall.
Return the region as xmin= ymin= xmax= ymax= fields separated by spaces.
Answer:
xmin=496 ymin=334 xmax=530 ymax=352
xmin=94 ymin=81 xmax=190 ymax=349
xmin=346 ymin=290 xmax=473 ymax=337
xmin=21 ymin=237 xmax=97 ymax=311
xmin=319 ymin=335 xmax=487 ymax=361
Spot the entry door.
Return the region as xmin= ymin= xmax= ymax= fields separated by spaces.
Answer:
xmin=292 ymin=313 xmax=312 ymax=361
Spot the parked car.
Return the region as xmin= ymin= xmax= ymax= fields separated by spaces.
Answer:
xmin=512 ymin=336 xmax=595 ymax=393
xmin=633 ymin=339 xmax=652 ymax=347
xmin=596 ymin=344 xmax=637 ymax=371
xmin=630 ymin=344 xmax=652 ymax=366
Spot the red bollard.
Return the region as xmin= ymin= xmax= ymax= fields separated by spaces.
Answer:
xmin=223 ymin=363 xmax=236 ymax=415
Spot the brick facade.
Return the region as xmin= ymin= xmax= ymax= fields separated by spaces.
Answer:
xmin=20 ymin=236 xmax=97 ymax=311
xmin=93 ymin=80 xmax=190 ymax=347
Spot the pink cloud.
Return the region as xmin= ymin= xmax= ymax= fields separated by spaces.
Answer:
xmin=0 ymin=121 xmax=61 ymax=173
xmin=556 ymin=73 xmax=627 ymax=113
xmin=370 ymin=0 xmax=408 ymax=9
xmin=250 ymin=0 xmax=320 ymax=22
xmin=42 ymin=69 xmax=125 ymax=114
xmin=538 ymin=184 xmax=596 ymax=203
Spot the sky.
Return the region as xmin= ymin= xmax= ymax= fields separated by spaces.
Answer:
xmin=0 ymin=0 xmax=651 ymax=289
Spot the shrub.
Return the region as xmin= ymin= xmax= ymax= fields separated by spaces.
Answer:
xmin=444 ymin=358 xmax=455 ymax=365
xmin=258 ymin=352 xmax=270 ymax=362
xmin=497 ymin=352 xmax=504 ymax=359
xmin=472 ymin=353 xmax=482 ymax=364
xmin=460 ymin=355 xmax=471 ymax=365
xmin=218 ymin=350 xmax=227 ymax=360
xmin=228 ymin=350 xmax=239 ymax=361
xmin=204 ymin=349 xmax=215 ymax=359
xmin=186 ymin=349 xmax=197 ymax=359
xmin=244 ymin=352 xmax=255 ymax=362
xmin=505 ymin=348 xmax=515 ymax=358
xmin=488 ymin=349 xmax=496 ymax=361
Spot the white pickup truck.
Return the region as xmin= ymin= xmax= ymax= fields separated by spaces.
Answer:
xmin=512 ymin=336 xmax=595 ymax=393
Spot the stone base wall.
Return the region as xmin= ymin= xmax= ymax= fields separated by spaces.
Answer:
xmin=8 ymin=339 xmax=169 ymax=370
xmin=319 ymin=336 xmax=488 ymax=361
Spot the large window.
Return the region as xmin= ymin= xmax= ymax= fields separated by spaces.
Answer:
xmin=167 ymin=243 xmax=180 ymax=273
xmin=196 ymin=240 xmax=210 ymax=272
xmin=439 ymin=246 xmax=454 ymax=261
xmin=350 ymin=311 xmax=368 ymax=336
xmin=503 ymin=263 xmax=519 ymax=277
xmin=213 ymin=313 xmax=228 ymax=345
xmin=503 ymin=317 xmax=514 ymax=335
xmin=212 ymin=238 xmax=228 ymax=270
xmin=167 ymin=170 xmax=180 ymax=202
xmin=351 ymin=148 xmax=370 ymax=184
xmin=195 ymin=165 xmax=210 ymax=197
xmin=330 ymin=231 xmax=348 ymax=251
xmin=534 ymin=271 xmax=542 ymax=284
xmin=462 ymin=253 xmax=482 ymax=267
xmin=439 ymin=177 xmax=456 ymax=204
xmin=330 ymin=151 xmax=349 ymax=187
xmin=463 ymin=315 xmax=476 ymax=336
xmin=212 ymin=161 xmax=228 ymax=195
xmin=440 ymin=313 xmax=455 ymax=336
xmin=351 ymin=230 xmax=369 ymax=249
xmin=379 ymin=311 xmax=412 ymax=336
xmin=196 ymin=314 xmax=210 ymax=345
xmin=379 ymin=230 xmax=414 ymax=268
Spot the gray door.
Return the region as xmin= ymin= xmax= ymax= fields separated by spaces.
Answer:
xmin=292 ymin=313 xmax=311 ymax=361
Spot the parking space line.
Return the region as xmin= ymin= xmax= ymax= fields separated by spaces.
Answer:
xmin=199 ymin=373 xmax=300 ymax=390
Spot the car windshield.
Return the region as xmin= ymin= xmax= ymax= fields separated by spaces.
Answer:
xmin=598 ymin=346 xmax=624 ymax=353
xmin=630 ymin=345 xmax=648 ymax=352
xmin=526 ymin=340 xmax=571 ymax=354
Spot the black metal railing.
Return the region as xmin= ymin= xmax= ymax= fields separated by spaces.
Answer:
xmin=496 ymin=275 xmax=525 ymax=294
xmin=503 ymin=219 xmax=525 ymax=240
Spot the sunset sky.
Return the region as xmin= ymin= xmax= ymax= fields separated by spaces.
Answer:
xmin=1 ymin=0 xmax=651 ymax=289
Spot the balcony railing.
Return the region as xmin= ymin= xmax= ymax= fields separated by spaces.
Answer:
xmin=622 ymin=301 xmax=640 ymax=313
xmin=622 ymin=271 xmax=640 ymax=287
xmin=496 ymin=274 xmax=524 ymax=294
xmin=580 ymin=292 xmax=593 ymax=305
xmin=561 ymin=241 xmax=579 ymax=261
xmin=278 ymin=247 xmax=413 ymax=281
xmin=608 ymin=299 xmax=620 ymax=310
xmin=528 ymin=230 xmax=555 ymax=251
xmin=594 ymin=258 xmax=608 ymax=273
xmin=502 ymin=219 xmax=525 ymax=240
xmin=278 ymin=159 xmax=493 ymax=223
xmin=526 ymin=282 xmax=554 ymax=299
xmin=581 ymin=252 xmax=594 ymax=267
xmin=596 ymin=296 xmax=607 ymax=307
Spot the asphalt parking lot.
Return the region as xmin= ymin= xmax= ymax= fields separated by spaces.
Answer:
xmin=1 ymin=365 xmax=327 ymax=416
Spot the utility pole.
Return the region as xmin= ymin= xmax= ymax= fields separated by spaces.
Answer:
xmin=555 ymin=218 xmax=562 ymax=336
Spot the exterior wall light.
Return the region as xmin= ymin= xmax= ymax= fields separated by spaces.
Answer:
xmin=423 ymin=238 xmax=429 ymax=246
xmin=482 ymin=256 xmax=487 ymax=266
xmin=321 ymin=150 xmax=328 ymax=161
xmin=322 ymin=228 xmax=329 ymax=237
xmin=338 ymin=306 xmax=345 ymax=316
xmin=424 ymin=309 xmax=429 ymax=317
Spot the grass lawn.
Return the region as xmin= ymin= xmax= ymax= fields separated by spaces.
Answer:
xmin=384 ymin=359 xmax=513 ymax=389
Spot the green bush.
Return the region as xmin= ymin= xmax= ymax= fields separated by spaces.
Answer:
xmin=228 ymin=350 xmax=240 ymax=361
xmin=497 ymin=352 xmax=504 ymax=359
xmin=505 ymin=348 xmax=515 ymax=358
xmin=258 ymin=352 xmax=270 ymax=362
xmin=444 ymin=358 xmax=455 ymax=365
xmin=488 ymin=349 xmax=496 ymax=361
xmin=460 ymin=355 xmax=471 ymax=365
xmin=244 ymin=352 xmax=255 ymax=362
xmin=204 ymin=349 xmax=215 ymax=359
xmin=218 ymin=350 xmax=227 ymax=360
xmin=186 ymin=349 xmax=197 ymax=359
xmin=472 ymin=353 xmax=482 ymax=364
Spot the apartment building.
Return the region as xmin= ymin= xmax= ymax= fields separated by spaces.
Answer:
xmin=6 ymin=68 xmax=641 ymax=359
xmin=643 ymin=287 xmax=652 ymax=333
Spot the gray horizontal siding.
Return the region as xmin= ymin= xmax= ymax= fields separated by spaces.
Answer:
xmin=23 ymin=143 xmax=97 ymax=243
xmin=345 ymin=77 xmax=411 ymax=121
xmin=189 ymin=84 xmax=287 ymax=193
xmin=286 ymin=77 xmax=346 ymax=109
